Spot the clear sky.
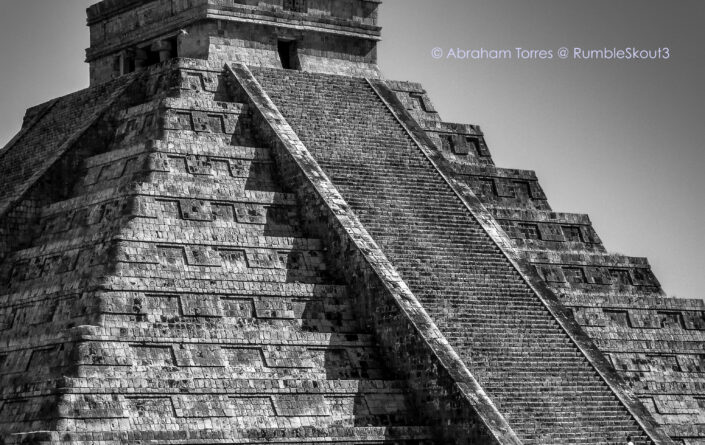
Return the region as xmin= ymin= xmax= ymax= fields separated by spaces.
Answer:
xmin=0 ymin=0 xmax=702 ymax=299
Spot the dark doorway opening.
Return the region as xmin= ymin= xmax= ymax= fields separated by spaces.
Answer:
xmin=123 ymin=52 xmax=136 ymax=74
xmin=163 ymin=36 xmax=179 ymax=60
xmin=283 ymin=0 xmax=308 ymax=12
xmin=144 ymin=47 xmax=162 ymax=67
xmin=278 ymin=40 xmax=301 ymax=70
xmin=138 ymin=36 xmax=179 ymax=70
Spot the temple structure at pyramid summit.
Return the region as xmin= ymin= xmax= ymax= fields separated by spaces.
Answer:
xmin=0 ymin=1 xmax=703 ymax=444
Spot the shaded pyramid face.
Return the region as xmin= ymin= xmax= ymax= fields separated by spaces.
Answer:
xmin=0 ymin=61 xmax=436 ymax=444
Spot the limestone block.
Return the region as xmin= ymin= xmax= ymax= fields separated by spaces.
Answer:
xmin=628 ymin=310 xmax=662 ymax=329
xmin=180 ymin=72 xmax=205 ymax=91
xmin=192 ymin=111 xmax=216 ymax=132
xmin=164 ymin=110 xmax=194 ymax=131
xmin=221 ymin=297 xmax=254 ymax=317
xmin=528 ymin=181 xmax=547 ymax=199
xmin=223 ymin=114 xmax=241 ymax=134
xmin=648 ymin=354 xmax=681 ymax=372
xmin=494 ymin=179 xmax=515 ymax=198
xmin=272 ymin=395 xmax=330 ymax=417
xmin=222 ymin=347 xmax=264 ymax=371
xmin=202 ymin=74 xmax=220 ymax=92
xmin=27 ymin=345 xmax=68 ymax=372
xmin=0 ymin=307 xmax=14 ymax=330
xmin=253 ymin=298 xmax=305 ymax=319
xmin=537 ymin=223 xmax=564 ymax=242
xmin=0 ymin=350 xmax=30 ymax=374
xmin=603 ymin=308 xmax=631 ymax=327
xmin=633 ymin=268 xmax=660 ymax=287
xmin=677 ymin=355 xmax=705 ymax=372
xmin=173 ymin=395 xmax=231 ymax=418
xmin=683 ymin=311 xmax=705 ymax=330
xmin=653 ymin=395 xmax=700 ymax=415
xmin=131 ymin=345 xmax=176 ymax=367
xmin=609 ymin=268 xmax=633 ymax=286
xmin=180 ymin=294 xmax=223 ymax=317
xmin=147 ymin=152 xmax=171 ymax=172
xmin=612 ymin=353 xmax=650 ymax=372
xmin=185 ymin=246 xmax=222 ymax=266
xmin=534 ymin=265 xmax=566 ymax=283
xmin=173 ymin=343 xmax=225 ymax=367
xmin=185 ymin=155 xmax=213 ymax=175
xmin=179 ymin=199 xmax=214 ymax=221
xmin=212 ymin=203 xmax=236 ymax=221
xmin=218 ymin=249 xmax=247 ymax=271
xmin=77 ymin=342 xmax=131 ymax=366
xmin=580 ymin=225 xmax=602 ymax=244
xmin=573 ymin=307 xmax=608 ymax=327
xmin=124 ymin=396 xmax=175 ymax=418
xmin=230 ymin=396 xmax=275 ymax=417
xmin=58 ymin=394 xmax=126 ymax=419
xmin=476 ymin=138 xmax=492 ymax=157
xmin=366 ymin=393 xmax=408 ymax=416
xmin=118 ymin=242 xmax=159 ymax=264
xmin=155 ymin=199 xmax=181 ymax=218
xmin=585 ymin=266 xmax=612 ymax=285
xmin=129 ymin=196 xmax=158 ymax=218
xmin=234 ymin=204 xmax=267 ymax=224
xmin=13 ymin=301 xmax=57 ymax=325
xmin=262 ymin=345 xmax=314 ymax=368
xmin=246 ymin=249 xmax=283 ymax=269
xmin=124 ymin=293 xmax=181 ymax=318
xmin=228 ymin=159 xmax=251 ymax=177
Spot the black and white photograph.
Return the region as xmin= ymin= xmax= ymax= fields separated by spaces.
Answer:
xmin=0 ymin=1 xmax=702 ymax=444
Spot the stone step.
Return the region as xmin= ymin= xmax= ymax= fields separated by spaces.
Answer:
xmin=33 ymin=218 xmax=305 ymax=250
xmin=63 ymin=378 xmax=409 ymax=394
xmin=3 ymin=426 xmax=437 ymax=444
xmin=160 ymin=96 xmax=248 ymax=114
xmin=115 ymin=232 xmax=321 ymax=251
xmin=77 ymin=168 xmax=283 ymax=197
xmin=81 ymin=143 xmax=272 ymax=177
xmin=0 ymin=282 xmax=348 ymax=310
xmin=0 ymin=377 xmax=405 ymax=398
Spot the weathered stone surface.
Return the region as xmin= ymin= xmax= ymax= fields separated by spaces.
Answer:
xmin=386 ymin=58 xmax=703 ymax=445
xmin=0 ymin=60 xmax=438 ymax=445
xmin=86 ymin=0 xmax=381 ymax=85
xmin=0 ymin=0 xmax=699 ymax=444
xmin=251 ymin=66 xmax=675 ymax=445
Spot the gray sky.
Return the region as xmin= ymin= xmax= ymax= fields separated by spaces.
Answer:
xmin=0 ymin=0 xmax=703 ymax=300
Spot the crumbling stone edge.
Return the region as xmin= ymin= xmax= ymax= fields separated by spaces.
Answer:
xmin=367 ymin=78 xmax=675 ymax=445
xmin=0 ymin=76 xmax=139 ymax=219
xmin=224 ymin=62 xmax=523 ymax=445
xmin=0 ymin=99 xmax=58 ymax=161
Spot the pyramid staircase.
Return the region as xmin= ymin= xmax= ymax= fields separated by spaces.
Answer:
xmin=251 ymin=67 xmax=662 ymax=445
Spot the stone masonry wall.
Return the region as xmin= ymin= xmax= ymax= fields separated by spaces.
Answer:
xmin=0 ymin=59 xmax=442 ymax=445
xmin=0 ymin=75 xmax=136 ymax=260
xmin=87 ymin=0 xmax=381 ymax=85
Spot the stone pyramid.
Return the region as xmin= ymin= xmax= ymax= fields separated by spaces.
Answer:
xmin=0 ymin=1 xmax=701 ymax=444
